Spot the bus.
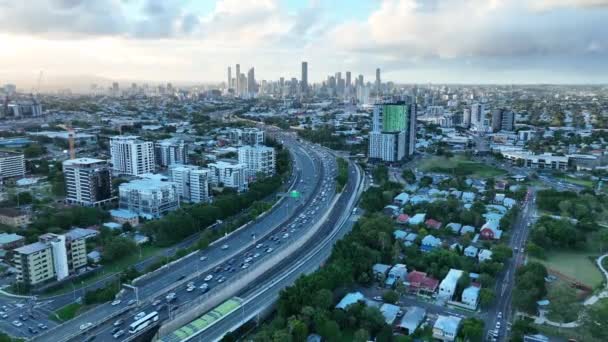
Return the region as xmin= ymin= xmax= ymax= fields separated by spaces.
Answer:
xmin=128 ymin=311 xmax=159 ymax=334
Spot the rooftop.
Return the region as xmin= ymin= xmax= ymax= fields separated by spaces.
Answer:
xmin=0 ymin=233 xmax=24 ymax=245
xmin=62 ymin=158 xmax=106 ymax=166
xmin=14 ymin=241 xmax=49 ymax=255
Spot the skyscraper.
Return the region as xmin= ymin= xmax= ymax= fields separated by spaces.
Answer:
xmin=491 ymin=108 xmax=515 ymax=132
xmin=227 ymin=67 xmax=232 ymax=89
xmin=345 ymin=71 xmax=351 ymax=88
xmin=63 ymin=158 xmax=113 ymax=206
xmin=358 ymin=74 xmax=364 ymax=87
xmin=247 ymin=68 xmax=256 ymax=96
xmin=235 ymin=64 xmax=241 ymax=95
xmin=375 ymin=68 xmax=381 ymax=92
xmin=110 ymin=136 xmax=155 ymax=176
xmin=301 ymin=61 xmax=308 ymax=94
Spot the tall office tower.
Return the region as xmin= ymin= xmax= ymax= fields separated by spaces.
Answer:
xmin=62 ymin=158 xmax=113 ymax=206
xmin=358 ymin=75 xmax=364 ymax=87
xmin=491 ymin=108 xmax=515 ymax=132
xmin=301 ymin=61 xmax=308 ymax=94
xmin=368 ymin=102 xmax=416 ymax=162
xmin=463 ymin=108 xmax=472 ymax=128
xmin=247 ymin=68 xmax=256 ymax=95
xmin=112 ymin=82 xmax=119 ymax=96
xmin=375 ymin=68 xmax=381 ymax=91
xmin=279 ymin=77 xmax=285 ymax=96
xmin=290 ymin=78 xmax=298 ymax=96
xmin=345 ymin=71 xmax=352 ymax=88
xmin=239 ymin=74 xmax=247 ymax=96
xmin=110 ymin=136 xmax=155 ymax=176
xmin=155 ymin=138 xmax=188 ymax=167
xmin=471 ymin=103 xmax=484 ymax=130
xmin=235 ymin=64 xmax=241 ymax=95
xmin=227 ymin=67 xmax=232 ymax=89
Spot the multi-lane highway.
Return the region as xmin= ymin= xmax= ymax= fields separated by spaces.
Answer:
xmin=33 ymin=133 xmax=337 ymax=342
xmin=159 ymin=149 xmax=364 ymax=341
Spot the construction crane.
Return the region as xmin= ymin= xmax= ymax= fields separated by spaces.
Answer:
xmin=57 ymin=124 xmax=76 ymax=159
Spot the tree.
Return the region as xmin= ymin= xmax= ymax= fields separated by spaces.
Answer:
xmin=313 ymin=289 xmax=333 ymax=310
xmin=401 ymin=169 xmax=416 ymax=184
xmin=548 ymin=283 xmax=581 ymax=323
xmin=353 ymin=328 xmax=370 ymax=342
xmin=23 ymin=143 xmax=46 ymax=158
xmin=479 ymin=288 xmax=495 ymax=308
xmin=491 ymin=244 xmax=513 ymax=263
xmin=318 ymin=320 xmax=341 ymax=342
xmin=382 ymin=290 xmax=399 ymax=304
xmin=288 ymin=317 xmax=308 ymax=342
xmin=122 ymin=222 xmax=133 ymax=232
xmin=510 ymin=319 xmax=537 ymax=342
xmin=420 ymin=176 xmax=433 ymax=187
xmin=582 ymin=298 xmax=608 ymax=341
xmin=103 ymin=236 xmax=137 ymax=263
xmin=459 ymin=317 xmax=484 ymax=342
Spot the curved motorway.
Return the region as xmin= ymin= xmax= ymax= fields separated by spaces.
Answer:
xmin=33 ymin=133 xmax=336 ymax=342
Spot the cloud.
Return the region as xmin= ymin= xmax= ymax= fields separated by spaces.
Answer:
xmin=325 ymin=0 xmax=608 ymax=69
xmin=530 ymin=0 xmax=608 ymax=11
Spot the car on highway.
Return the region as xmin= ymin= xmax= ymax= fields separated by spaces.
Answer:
xmin=242 ymin=263 xmax=250 ymax=269
xmin=111 ymin=299 xmax=121 ymax=306
xmin=19 ymin=314 xmax=27 ymax=321
xmin=152 ymin=299 xmax=162 ymax=306
xmin=166 ymin=293 xmax=176 ymax=301
xmin=244 ymin=257 xmax=253 ymax=263
xmin=127 ymin=299 xmax=136 ymax=305
xmin=113 ymin=319 xmax=124 ymax=327
xmin=134 ymin=312 xmax=146 ymax=320
xmin=217 ymin=276 xmax=226 ymax=283
xmin=12 ymin=320 xmax=22 ymax=327
xmin=265 ymin=247 xmax=273 ymax=253
xmin=199 ymin=256 xmax=207 ymax=261
xmin=282 ymin=233 xmax=289 ymax=239
xmin=80 ymin=322 xmax=93 ymax=330
xmin=113 ymin=330 xmax=125 ymax=339
xmin=221 ymin=244 xmax=229 ymax=250
xmin=253 ymin=253 xmax=260 ymax=258
xmin=112 ymin=327 xmax=121 ymax=334
xmin=204 ymin=274 xmax=213 ymax=281
xmin=0 ymin=312 xmax=7 ymax=319
xmin=373 ymin=296 xmax=382 ymax=301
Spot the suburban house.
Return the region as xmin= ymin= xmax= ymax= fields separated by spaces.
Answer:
xmin=446 ymin=222 xmax=462 ymax=234
xmin=461 ymin=192 xmax=476 ymax=203
xmin=396 ymin=214 xmax=410 ymax=224
xmin=406 ymin=271 xmax=439 ymax=296
xmin=404 ymin=232 xmax=418 ymax=246
xmin=480 ymin=221 xmax=503 ymax=240
xmin=410 ymin=195 xmax=430 ymax=205
xmin=380 ymin=303 xmax=401 ymax=324
xmin=460 ymin=225 xmax=476 ymax=235
xmin=464 ymin=245 xmax=479 ymax=258
xmin=394 ymin=192 xmax=410 ymax=206
xmin=393 ymin=230 xmax=408 ymax=240
xmin=461 ymin=286 xmax=480 ymax=309
xmin=478 ymin=249 xmax=493 ymax=262
xmin=336 ymin=292 xmax=365 ymax=309
xmin=420 ymin=235 xmax=442 ymax=252
xmin=425 ymin=218 xmax=442 ymax=230
xmin=397 ymin=306 xmax=426 ymax=335
xmin=433 ymin=315 xmax=462 ymax=341
xmin=385 ymin=264 xmax=408 ymax=288
xmin=373 ymin=263 xmax=391 ymax=280
xmin=438 ymin=269 xmax=464 ymax=300
xmin=0 ymin=233 xmax=25 ymax=250
xmin=503 ymin=198 xmax=517 ymax=208
xmin=0 ymin=208 xmax=31 ymax=228
xmin=383 ymin=205 xmax=400 ymax=217
xmin=408 ymin=213 xmax=426 ymax=226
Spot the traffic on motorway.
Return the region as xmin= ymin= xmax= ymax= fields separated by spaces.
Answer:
xmin=35 ymin=135 xmax=339 ymax=342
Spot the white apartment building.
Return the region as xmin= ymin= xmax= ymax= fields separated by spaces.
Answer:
xmin=369 ymin=131 xmax=406 ymax=162
xmin=110 ymin=136 xmax=155 ymax=176
xmin=0 ymin=151 xmax=25 ymax=180
xmin=62 ymin=158 xmax=113 ymax=206
xmin=118 ymin=176 xmax=180 ymax=219
xmin=238 ymin=145 xmax=276 ymax=179
xmin=155 ymin=138 xmax=188 ymax=167
xmin=13 ymin=229 xmax=90 ymax=286
xmin=169 ymin=165 xmax=211 ymax=203
xmin=208 ymin=161 xmax=248 ymax=192
xmin=228 ymin=128 xmax=265 ymax=146
xmin=438 ymin=269 xmax=464 ymax=300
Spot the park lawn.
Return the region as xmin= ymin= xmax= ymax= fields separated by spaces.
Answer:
xmin=50 ymin=302 xmax=83 ymax=322
xmin=419 ymin=155 xmax=506 ymax=178
xmin=531 ymin=250 xmax=603 ymax=288
xmin=558 ymin=175 xmax=594 ymax=188
xmin=42 ymin=245 xmax=163 ymax=297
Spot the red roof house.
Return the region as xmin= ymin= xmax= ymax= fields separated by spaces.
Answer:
xmin=425 ymin=219 xmax=442 ymax=230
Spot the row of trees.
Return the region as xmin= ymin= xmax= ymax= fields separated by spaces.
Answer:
xmin=335 ymin=158 xmax=348 ymax=192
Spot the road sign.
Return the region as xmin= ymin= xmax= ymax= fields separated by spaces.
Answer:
xmin=289 ymin=190 xmax=301 ymax=198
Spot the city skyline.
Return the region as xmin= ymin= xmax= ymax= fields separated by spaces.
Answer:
xmin=1 ymin=0 xmax=608 ymax=89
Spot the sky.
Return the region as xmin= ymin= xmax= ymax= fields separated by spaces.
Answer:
xmin=1 ymin=0 xmax=608 ymax=89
